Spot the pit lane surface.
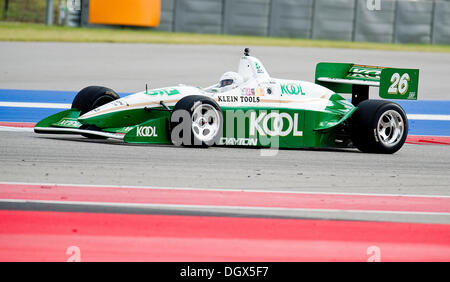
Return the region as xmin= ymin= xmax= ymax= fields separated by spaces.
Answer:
xmin=0 ymin=42 xmax=449 ymax=261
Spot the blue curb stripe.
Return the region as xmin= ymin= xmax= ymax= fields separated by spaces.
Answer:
xmin=0 ymin=89 xmax=131 ymax=103
xmin=0 ymin=107 xmax=62 ymax=123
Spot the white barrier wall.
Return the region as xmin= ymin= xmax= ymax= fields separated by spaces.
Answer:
xmin=432 ymin=0 xmax=450 ymax=45
xmin=174 ymin=0 xmax=223 ymax=34
xmin=394 ymin=0 xmax=434 ymax=44
xmin=269 ymin=0 xmax=314 ymax=38
xmin=354 ymin=0 xmax=396 ymax=43
xmin=81 ymin=0 xmax=450 ymax=45
xmin=156 ymin=0 xmax=176 ymax=31
xmin=312 ymin=0 xmax=356 ymax=41
xmin=223 ymin=0 xmax=271 ymax=36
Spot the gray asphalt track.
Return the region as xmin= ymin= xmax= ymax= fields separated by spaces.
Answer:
xmin=1 ymin=130 xmax=450 ymax=223
xmin=0 ymin=42 xmax=449 ymax=224
xmin=1 ymin=131 xmax=450 ymax=196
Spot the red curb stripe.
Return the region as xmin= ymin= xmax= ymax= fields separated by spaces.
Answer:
xmin=1 ymin=183 xmax=449 ymax=213
xmin=406 ymin=135 xmax=450 ymax=145
xmin=0 ymin=210 xmax=449 ymax=262
xmin=0 ymin=122 xmax=36 ymax=128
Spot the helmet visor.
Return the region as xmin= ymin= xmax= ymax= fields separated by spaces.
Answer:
xmin=220 ymin=79 xmax=234 ymax=88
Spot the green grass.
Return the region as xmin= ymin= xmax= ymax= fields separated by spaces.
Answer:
xmin=1 ymin=22 xmax=449 ymax=53
xmin=1 ymin=0 xmax=51 ymax=23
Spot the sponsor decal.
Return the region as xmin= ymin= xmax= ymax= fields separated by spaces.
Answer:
xmin=89 ymin=99 xmax=128 ymax=114
xmin=280 ymin=83 xmax=305 ymax=95
xmin=347 ymin=67 xmax=381 ymax=80
xmin=250 ymin=112 xmax=303 ymax=137
xmin=111 ymin=126 xmax=134 ymax=134
xmin=218 ymin=96 xmax=239 ymax=103
xmin=110 ymin=99 xmax=127 ymax=107
xmin=218 ymin=137 xmax=258 ymax=146
xmin=241 ymin=96 xmax=260 ymax=103
xmin=136 ymin=126 xmax=158 ymax=137
xmin=146 ymin=88 xmax=180 ymax=96
xmin=218 ymin=95 xmax=260 ymax=103
xmin=255 ymin=62 xmax=264 ymax=74
xmin=256 ymin=88 xmax=265 ymax=97
xmin=241 ymin=88 xmax=265 ymax=97
xmin=54 ymin=118 xmax=82 ymax=128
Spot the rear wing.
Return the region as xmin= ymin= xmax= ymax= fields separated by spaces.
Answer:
xmin=315 ymin=63 xmax=419 ymax=104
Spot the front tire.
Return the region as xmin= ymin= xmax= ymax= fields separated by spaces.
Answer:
xmin=350 ymin=100 xmax=408 ymax=154
xmin=170 ymin=95 xmax=223 ymax=147
xmin=72 ymin=86 xmax=120 ymax=115
xmin=72 ymin=86 xmax=120 ymax=139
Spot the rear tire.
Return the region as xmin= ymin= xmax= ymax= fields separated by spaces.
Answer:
xmin=350 ymin=100 xmax=408 ymax=154
xmin=72 ymin=86 xmax=120 ymax=139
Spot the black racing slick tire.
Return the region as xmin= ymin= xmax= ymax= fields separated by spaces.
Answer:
xmin=72 ymin=86 xmax=120 ymax=115
xmin=350 ymin=100 xmax=408 ymax=154
xmin=170 ymin=95 xmax=223 ymax=147
xmin=72 ymin=86 xmax=120 ymax=139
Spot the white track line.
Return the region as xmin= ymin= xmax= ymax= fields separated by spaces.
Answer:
xmin=0 ymin=126 xmax=34 ymax=132
xmin=407 ymin=114 xmax=450 ymax=121
xmin=2 ymin=181 xmax=450 ymax=198
xmin=0 ymin=102 xmax=70 ymax=109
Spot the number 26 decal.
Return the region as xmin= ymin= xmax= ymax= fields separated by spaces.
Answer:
xmin=388 ymin=73 xmax=410 ymax=95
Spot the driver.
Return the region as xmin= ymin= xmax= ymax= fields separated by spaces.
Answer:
xmin=218 ymin=71 xmax=244 ymax=91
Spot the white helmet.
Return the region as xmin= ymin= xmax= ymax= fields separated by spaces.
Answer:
xmin=219 ymin=71 xmax=243 ymax=89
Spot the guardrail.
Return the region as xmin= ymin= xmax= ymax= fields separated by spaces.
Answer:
xmin=80 ymin=0 xmax=450 ymax=45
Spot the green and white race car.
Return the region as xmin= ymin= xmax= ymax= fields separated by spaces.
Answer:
xmin=34 ymin=48 xmax=419 ymax=154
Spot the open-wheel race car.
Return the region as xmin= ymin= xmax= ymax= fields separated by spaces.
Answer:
xmin=34 ymin=48 xmax=419 ymax=153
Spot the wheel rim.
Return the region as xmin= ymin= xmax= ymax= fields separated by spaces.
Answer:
xmin=191 ymin=104 xmax=221 ymax=143
xmin=377 ymin=110 xmax=405 ymax=147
